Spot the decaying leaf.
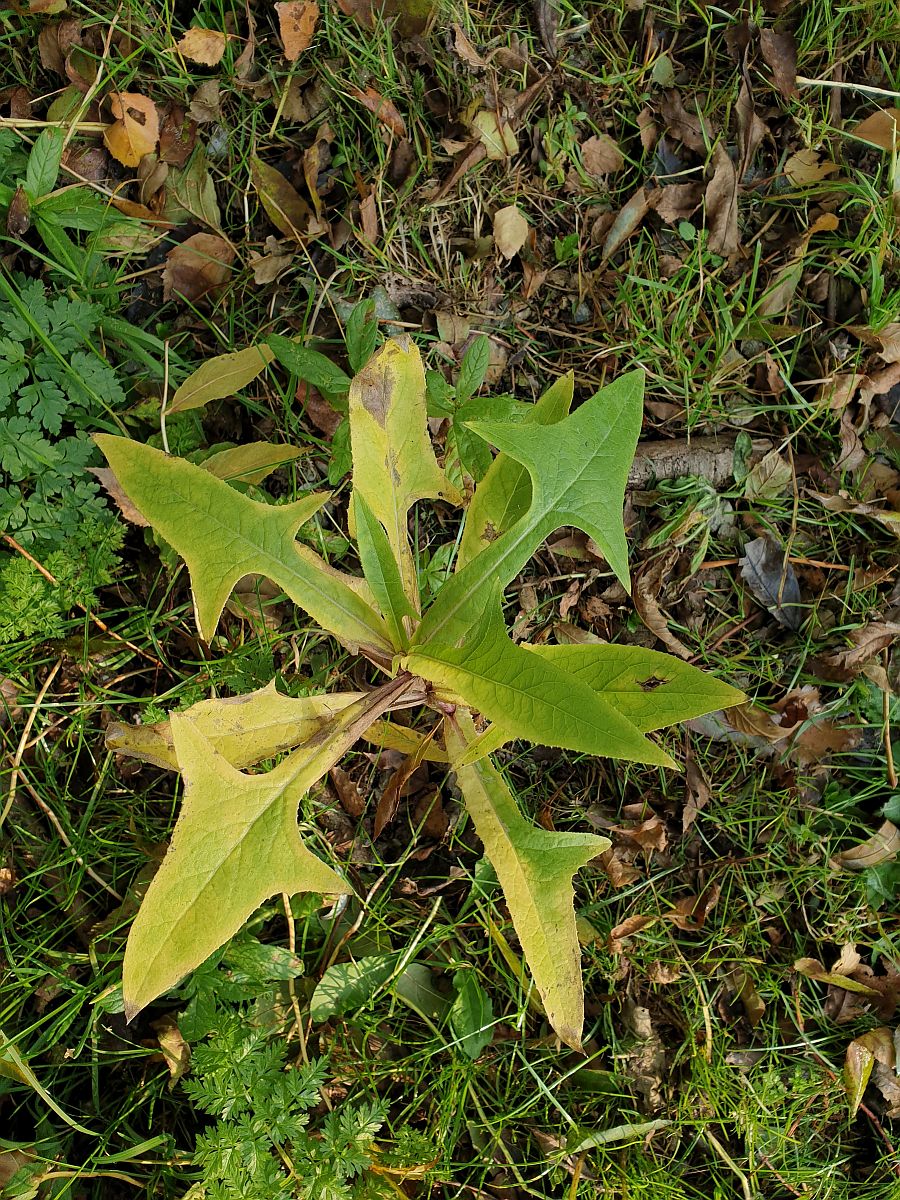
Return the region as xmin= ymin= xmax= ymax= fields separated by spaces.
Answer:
xmin=275 ymin=1 xmax=319 ymax=60
xmin=739 ymin=535 xmax=802 ymax=629
xmin=758 ymin=28 xmax=797 ymax=100
xmin=150 ymin=1015 xmax=191 ymax=1087
xmin=580 ymin=133 xmax=624 ymax=175
xmin=784 ymin=148 xmax=840 ymax=185
xmin=472 ymin=110 xmax=518 ymax=159
xmin=349 ymin=85 xmax=406 ymax=137
xmin=704 ymin=144 xmax=739 ymax=255
xmin=162 ymin=232 xmax=234 ymax=302
xmin=819 ymin=620 xmax=900 ymax=678
xmin=601 ymin=186 xmax=652 ymax=260
xmin=251 ymin=156 xmax=321 ymax=241
xmin=174 ymin=27 xmax=226 ymax=66
xmin=493 ymin=204 xmax=529 ymax=259
xmin=103 ymin=91 xmax=159 ymax=168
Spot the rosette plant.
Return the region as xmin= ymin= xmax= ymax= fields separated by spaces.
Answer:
xmin=99 ymin=334 xmax=740 ymax=1049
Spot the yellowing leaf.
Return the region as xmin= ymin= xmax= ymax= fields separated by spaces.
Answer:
xmin=106 ymin=682 xmax=365 ymax=771
xmin=493 ymin=204 xmax=529 ymax=259
xmin=404 ymin=583 xmax=672 ymax=766
xmin=169 ymin=344 xmax=274 ymax=413
xmin=458 ymin=371 xmax=573 ymax=567
xmin=174 ymin=27 xmax=227 ymax=65
xmin=251 ymin=156 xmax=318 ymax=241
xmin=446 ymin=712 xmax=610 ymax=1050
xmin=349 ymin=337 xmax=460 ymax=603
xmin=473 ymin=110 xmax=518 ymax=159
xmin=95 ymin=435 xmax=391 ymax=656
xmin=201 ymin=442 xmax=307 ymax=485
xmin=103 ymin=92 xmax=160 ymax=167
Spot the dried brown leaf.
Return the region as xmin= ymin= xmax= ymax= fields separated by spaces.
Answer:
xmin=162 ymin=231 xmax=234 ymax=302
xmin=275 ymin=1 xmax=319 ymax=61
xmin=849 ymin=108 xmax=900 ymax=151
xmin=452 ymin=23 xmax=487 ymax=68
xmin=759 ymin=28 xmax=797 ymax=99
xmin=580 ymin=133 xmax=624 ymax=175
xmin=493 ymin=203 xmax=529 ymax=258
xmin=820 ymin=620 xmax=900 ymax=675
xmin=659 ymin=90 xmax=712 ymax=153
xmin=174 ymin=27 xmax=226 ymax=66
xmin=350 ymin=85 xmax=406 ymax=137
xmin=704 ymin=144 xmax=739 ymax=255
xmin=633 ymin=551 xmax=693 ymax=659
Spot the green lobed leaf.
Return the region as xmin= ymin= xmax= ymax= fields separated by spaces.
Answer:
xmin=352 ymin=491 xmax=417 ymax=650
xmin=458 ymin=371 xmax=573 ymax=567
xmin=446 ymin=712 xmax=610 ymax=1050
xmin=95 ymin=435 xmax=391 ymax=656
xmin=418 ymin=370 xmax=643 ymax=652
xmin=123 ymin=676 xmax=416 ymax=1016
xmin=403 ymin=583 xmax=672 ymax=766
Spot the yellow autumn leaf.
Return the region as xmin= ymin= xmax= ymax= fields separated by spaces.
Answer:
xmin=103 ymin=92 xmax=159 ymax=168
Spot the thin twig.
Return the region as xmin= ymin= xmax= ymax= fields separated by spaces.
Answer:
xmin=0 ymin=661 xmax=61 ymax=833
xmin=796 ymin=75 xmax=900 ymax=101
xmin=884 ymin=649 xmax=896 ymax=788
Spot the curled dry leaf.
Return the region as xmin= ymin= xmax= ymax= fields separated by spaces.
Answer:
xmin=103 ymin=91 xmax=160 ymax=168
xmin=832 ymin=820 xmax=900 ymax=870
xmin=844 ymin=1027 xmax=900 ymax=1119
xmin=275 ymin=1 xmax=319 ymax=61
xmin=633 ymin=550 xmax=693 ymax=660
xmin=819 ymin=620 xmax=900 ymax=677
xmin=174 ymin=27 xmax=227 ymax=66
xmin=162 ymin=232 xmax=234 ymax=302
xmin=493 ymin=204 xmax=529 ymax=259
xmin=601 ymin=186 xmax=653 ymax=260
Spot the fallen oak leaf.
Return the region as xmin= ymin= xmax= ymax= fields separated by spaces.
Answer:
xmin=163 ymin=232 xmax=234 ymax=302
xmin=704 ymin=144 xmax=739 ymax=255
xmin=103 ymin=91 xmax=159 ymax=168
xmin=173 ymin=27 xmax=227 ymax=66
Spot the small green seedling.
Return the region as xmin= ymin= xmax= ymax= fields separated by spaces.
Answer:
xmin=99 ymin=335 xmax=742 ymax=1049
